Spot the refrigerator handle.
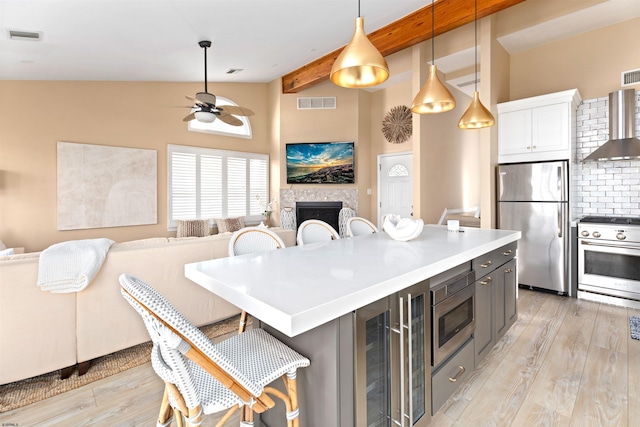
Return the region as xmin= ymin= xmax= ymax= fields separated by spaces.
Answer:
xmin=558 ymin=164 xmax=566 ymax=201
xmin=558 ymin=204 xmax=563 ymax=238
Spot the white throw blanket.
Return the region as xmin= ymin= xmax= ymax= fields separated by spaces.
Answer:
xmin=37 ymin=238 xmax=114 ymax=293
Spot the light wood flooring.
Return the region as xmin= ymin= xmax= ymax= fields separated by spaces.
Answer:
xmin=2 ymin=288 xmax=639 ymax=426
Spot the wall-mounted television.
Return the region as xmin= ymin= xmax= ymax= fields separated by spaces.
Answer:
xmin=285 ymin=141 xmax=355 ymax=184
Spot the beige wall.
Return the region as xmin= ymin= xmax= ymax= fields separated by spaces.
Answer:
xmin=369 ymin=42 xmax=482 ymax=226
xmin=0 ymin=81 xmax=270 ymax=252
xmin=509 ymin=18 xmax=640 ymax=100
xmin=276 ymin=80 xmax=372 ymax=219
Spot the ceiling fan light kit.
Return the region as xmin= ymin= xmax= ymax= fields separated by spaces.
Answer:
xmin=194 ymin=111 xmax=216 ymax=123
xmin=330 ymin=1 xmax=389 ymax=88
xmin=411 ymin=0 xmax=456 ymax=114
xmin=458 ymin=0 xmax=495 ymax=129
xmin=182 ymin=41 xmax=255 ymax=126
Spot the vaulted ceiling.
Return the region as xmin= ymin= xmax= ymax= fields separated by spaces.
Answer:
xmin=1 ymin=0 xmax=638 ymax=93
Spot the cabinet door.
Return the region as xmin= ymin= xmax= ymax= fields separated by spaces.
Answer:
xmin=498 ymin=109 xmax=532 ymax=156
xmin=503 ymin=259 xmax=518 ymax=330
xmin=474 ymin=273 xmax=494 ymax=363
xmin=494 ymin=258 xmax=518 ymax=340
xmin=494 ymin=270 xmax=507 ymax=339
xmin=531 ymin=103 xmax=569 ymax=152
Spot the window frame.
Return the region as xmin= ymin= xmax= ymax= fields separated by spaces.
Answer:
xmin=167 ymin=144 xmax=269 ymax=231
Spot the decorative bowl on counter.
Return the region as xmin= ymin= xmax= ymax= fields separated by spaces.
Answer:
xmin=382 ymin=214 xmax=424 ymax=241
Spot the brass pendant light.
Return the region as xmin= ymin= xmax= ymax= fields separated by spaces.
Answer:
xmin=458 ymin=0 xmax=495 ymax=129
xmin=411 ymin=0 xmax=456 ymax=114
xmin=330 ymin=0 xmax=389 ymax=88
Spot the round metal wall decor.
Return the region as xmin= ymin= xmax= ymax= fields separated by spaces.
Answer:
xmin=382 ymin=105 xmax=412 ymax=144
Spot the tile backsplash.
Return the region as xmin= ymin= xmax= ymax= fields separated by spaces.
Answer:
xmin=571 ymin=90 xmax=640 ymax=219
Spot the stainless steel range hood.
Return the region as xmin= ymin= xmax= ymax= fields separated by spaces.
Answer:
xmin=584 ymin=89 xmax=640 ymax=161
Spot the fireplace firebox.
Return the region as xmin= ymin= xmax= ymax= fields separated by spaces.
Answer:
xmin=296 ymin=201 xmax=342 ymax=231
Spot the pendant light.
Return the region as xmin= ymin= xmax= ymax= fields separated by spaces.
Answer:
xmin=458 ymin=0 xmax=495 ymax=129
xmin=330 ymin=0 xmax=389 ymax=88
xmin=411 ymin=0 xmax=456 ymax=114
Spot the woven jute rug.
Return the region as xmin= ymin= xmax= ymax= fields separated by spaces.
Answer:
xmin=0 ymin=315 xmax=242 ymax=413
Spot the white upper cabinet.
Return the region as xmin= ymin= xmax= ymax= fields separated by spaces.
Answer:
xmin=498 ymin=89 xmax=581 ymax=163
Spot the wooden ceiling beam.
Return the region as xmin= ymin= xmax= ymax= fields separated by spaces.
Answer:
xmin=281 ymin=0 xmax=525 ymax=94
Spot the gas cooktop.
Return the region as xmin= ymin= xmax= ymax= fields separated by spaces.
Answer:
xmin=580 ymin=216 xmax=640 ymax=225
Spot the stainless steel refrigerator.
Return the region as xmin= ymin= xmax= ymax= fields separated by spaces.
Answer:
xmin=497 ymin=160 xmax=569 ymax=295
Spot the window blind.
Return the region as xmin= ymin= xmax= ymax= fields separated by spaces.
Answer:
xmin=168 ymin=145 xmax=268 ymax=230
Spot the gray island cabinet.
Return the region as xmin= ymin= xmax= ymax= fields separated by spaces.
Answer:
xmin=185 ymin=225 xmax=520 ymax=426
xmin=473 ymin=241 xmax=518 ymax=363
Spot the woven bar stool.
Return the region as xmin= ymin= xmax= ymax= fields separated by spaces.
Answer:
xmin=119 ymin=273 xmax=309 ymax=427
xmin=228 ymin=227 xmax=286 ymax=333
xmin=296 ymin=219 xmax=340 ymax=246
xmin=346 ymin=217 xmax=378 ymax=237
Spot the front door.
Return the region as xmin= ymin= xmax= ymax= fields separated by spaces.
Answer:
xmin=378 ymin=153 xmax=413 ymax=229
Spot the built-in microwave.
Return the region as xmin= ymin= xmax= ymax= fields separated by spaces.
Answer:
xmin=430 ymin=268 xmax=476 ymax=368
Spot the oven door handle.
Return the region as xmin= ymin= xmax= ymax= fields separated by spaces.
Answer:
xmin=581 ymin=240 xmax=640 ymax=251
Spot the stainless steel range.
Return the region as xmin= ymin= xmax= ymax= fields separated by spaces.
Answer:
xmin=578 ymin=216 xmax=640 ymax=308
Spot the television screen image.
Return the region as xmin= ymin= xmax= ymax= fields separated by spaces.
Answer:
xmin=286 ymin=141 xmax=355 ymax=184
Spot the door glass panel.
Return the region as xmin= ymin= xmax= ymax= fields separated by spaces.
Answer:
xmin=366 ymin=311 xmax=390 ymax=427
xmin=585 ymin=251 xmax=640 ymax=282
xmin=411 ymin=294 xmax=426 ymax=423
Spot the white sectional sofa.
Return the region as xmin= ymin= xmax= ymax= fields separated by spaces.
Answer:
xmin=0 ymin=228 xmax=296 ymax=385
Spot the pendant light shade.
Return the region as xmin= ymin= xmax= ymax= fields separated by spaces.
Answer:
xmin=458 ymin=91 xmax=495 ymax=129
xmin=411 ymin=0 xmax=456 ymax=114
xmin=458 ymin=0 xmax=495 ymax=129
xmin=411 ymin=64 xmax=456 ymax=114
xmin=330 ymin=14 xmax=389 ymax=88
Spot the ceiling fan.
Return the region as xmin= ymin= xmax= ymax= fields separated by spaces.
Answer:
xmin=182 ymin=41 xmax=254 ymax=126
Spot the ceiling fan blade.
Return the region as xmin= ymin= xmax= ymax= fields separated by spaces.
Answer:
xmin=218 ymin=105 xmax=255 ymax=116
xmin=182 ymin=112 xmax=196 ymax=122
xmin=217 ymin=112 xmax=243 ymax=126
xmin=195 ymin=92 xmax=216 ymax=105
xmin=185 ymin=95 xmax=207 ymax=107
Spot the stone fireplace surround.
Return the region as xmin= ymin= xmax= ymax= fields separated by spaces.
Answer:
xmin=279 ymin=188 xmax=358 ymax=229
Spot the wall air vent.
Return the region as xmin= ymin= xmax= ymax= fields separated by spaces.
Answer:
xmin=8 ymin=30 xmax=42 ymax=41
xmin=621 ymin=68 xmax=640 ymax=87
xmin=455 ymin=78 xmax=479 ymax=89
xmin=297 ymin=97 xmax=336 ymax=110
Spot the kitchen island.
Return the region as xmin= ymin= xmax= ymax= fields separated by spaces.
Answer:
xmin=185 ymin=224 xmax=520 ymax=426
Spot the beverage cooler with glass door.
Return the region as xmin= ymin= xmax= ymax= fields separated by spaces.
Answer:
xmin=354 ymin=279 xmax=431 ymax=427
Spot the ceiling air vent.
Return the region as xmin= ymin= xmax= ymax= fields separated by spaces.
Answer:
xmin=621 ymin=68 xmax=640 ymax=87
xmin=297 ymin=97 xmax=336 ymax=110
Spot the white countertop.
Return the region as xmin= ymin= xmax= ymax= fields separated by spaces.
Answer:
xmin=185 ymin=225 xmax=520 ymax=337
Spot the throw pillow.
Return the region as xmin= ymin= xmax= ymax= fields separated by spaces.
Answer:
xmin=0 ymin=247 xmax=15 ymax=256
xmin=215 ymin=217 xmax=245 ymax=234
xmin=0 ymin=240 xmax=6 ymax=250
xmin=176 ymin=219 xmax=210 ymax=238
